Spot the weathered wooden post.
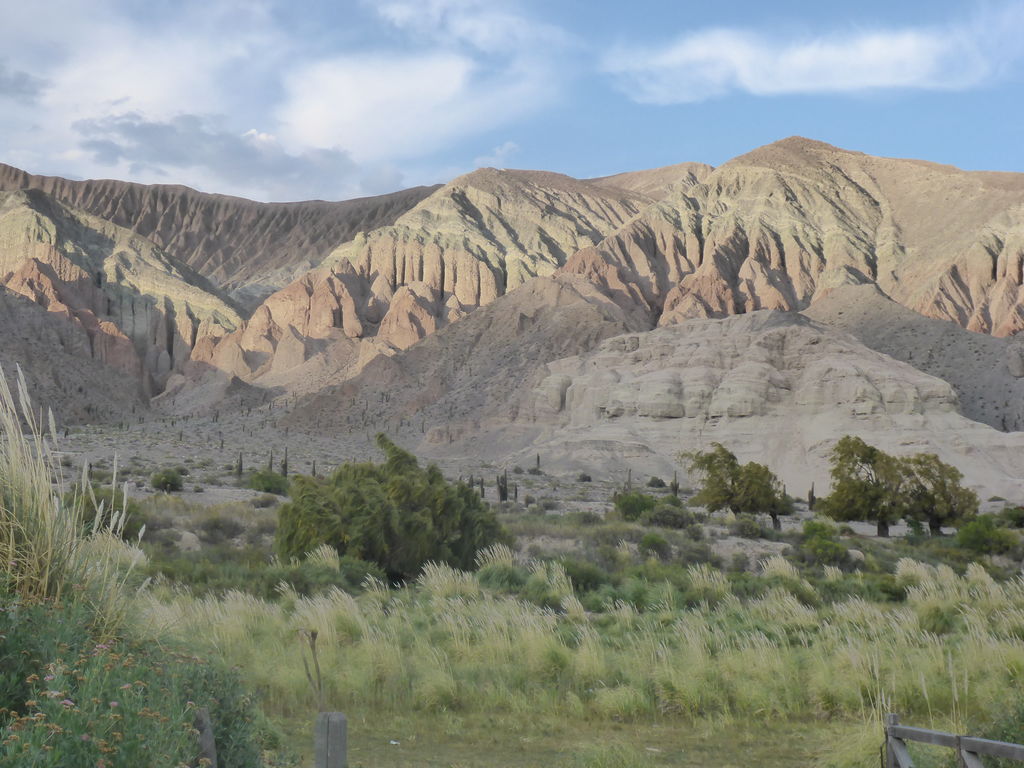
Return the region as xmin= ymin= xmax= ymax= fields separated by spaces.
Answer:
xmin=195 ymin=707 xmax=217 ymax=767
xmin=885 ymin=713 xmax=899 ymax=768
xmin=315 ymin=712 xmax=347 ymax=768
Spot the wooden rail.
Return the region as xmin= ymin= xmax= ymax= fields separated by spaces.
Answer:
xmin=885 ymin=714 xmax=1024 ymax=767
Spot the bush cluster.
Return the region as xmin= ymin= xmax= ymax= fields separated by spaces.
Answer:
xmin=275 ymin=435 xmax=507 ymax=580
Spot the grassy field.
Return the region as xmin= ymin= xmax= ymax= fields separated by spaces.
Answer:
xmin=4 ymin=379 xmax=1024 ymax=767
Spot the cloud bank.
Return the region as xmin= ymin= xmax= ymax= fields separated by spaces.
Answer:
xmin=604 ymin=9 xmax=1021 ymax=104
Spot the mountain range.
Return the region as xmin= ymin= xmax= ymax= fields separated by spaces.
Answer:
xmin=4 ymin=137 xmax=1024 ymax=496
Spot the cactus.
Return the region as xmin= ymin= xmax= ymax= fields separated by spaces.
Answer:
xmin=281 ymin=446 xmax=289 ymax=477
xmin=670 ymin=470 xmax=680 ymax=497
xmin=497 ymin=470 xmax=509 ymax=502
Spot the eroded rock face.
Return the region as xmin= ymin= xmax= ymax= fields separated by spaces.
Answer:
xmin=0 ymin=287 xmax=146 ymax=424
xmin=283 ymin=275 xmax=649 ymax=437
xmin=0 ymin=162 xmax=438 ymax=308
xmin=201 ymin=169 xmax=653 ymax=386
xmin=511 ymin=311 xmax=1024 ymax=499
xmin=564 ymin=137 xmax=1024 ymax=336
xmin=529 ymin=311 xmax=958 ymax=428
xmin=0 ymin=190 xmax=240 ymax=396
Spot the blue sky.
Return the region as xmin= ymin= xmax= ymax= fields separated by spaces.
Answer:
xmin=1 ymin=0 xmax=1022 ymax=201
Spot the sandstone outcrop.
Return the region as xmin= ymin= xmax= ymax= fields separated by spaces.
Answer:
xmin=512 ymin=311 xmax=1024 ymax=498
xmin=0 ymin=189 xmax=240 ymax=396
xmin=284 ymin=275 xmax=649 ymax=438
xmin=199 ymin=169 xmax=656 ymax=387
xmin=0 ymin=162 xmax=437 ymax=307
xmin=564 ymin=137 xmax=1024 ymax=336
xmin=0 ymin=288 xmax=146 ymax=424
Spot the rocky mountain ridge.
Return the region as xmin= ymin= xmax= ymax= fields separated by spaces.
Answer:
xmin=0 ymin=162 xmax=437 ymax=307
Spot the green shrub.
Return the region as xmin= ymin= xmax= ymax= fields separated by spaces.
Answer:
xmin=613 ymin=491 xmax=657 ymax=521
xmin=0 ymin=593 xmax=267 ymax=768
xmin=577 ymin=472 xmax=592 ymax=482
xmin=639 ymin=532 xmax=671 ymax=560
xmin=569 ymin=510 xmax=603 ymax=526
xmin=643 ymin=502 xmax=695 ymax=529
xmin=66 ymin=484 xmax=146 ymax=541
xmin=275 ymin=435 xmax=506 ymax=581
xmin=796 ymin=519 xmax=848 ymax=566
xmin=646 ymin=476 xmax=666 ymax=488
xmin=477 ymin=561 xmax=528 ymax=592
xmin=957 ymin=515 xmax=1018 ymax=555
xmin=560 ymin=557 xmax=611 ymax=593
xmin=1000 ymin=506 xmax=1024 ymax=528
xmin=730 ymin=513 xmax=763 ymax=539
xmin=196 ymin=514 xmax=246 ymax=545
xmin=247 ymin=469 xmax=290 ymax=495
xmin=252 ymin=493 xmax=279 ymax=508
xmin=150 ymin=468 xmax=183 ymax=492
xmin=802 ymin=535 xmax=848 ymax=566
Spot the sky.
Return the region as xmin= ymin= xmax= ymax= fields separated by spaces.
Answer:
xmin=1 ymin=0 xmax=1023 ymax=202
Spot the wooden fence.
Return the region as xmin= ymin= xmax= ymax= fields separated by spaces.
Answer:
xmin=885 ymin=714 xmax=1024 ymax=767
xmin=193 ymin=710 xmax=347 ymax=767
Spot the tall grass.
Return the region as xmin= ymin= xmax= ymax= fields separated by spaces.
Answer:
xmin=135 ymin=558 xmax=1024 ymax=756
xmin=0 ymin=365 xmax=141 ymax=633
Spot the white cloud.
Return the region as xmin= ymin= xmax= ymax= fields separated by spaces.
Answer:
xmin=376 ymin=0 xmax=570 ymax=53
xmin=604 ymin=17 xmax=1011 ymax=104
xmin=0 ymin=0 xmax=566 ymax=200
xmin=473 ymin=140 xmax=519 ymax=168
xmin=276 ymin=52 xmax=552 ymax=163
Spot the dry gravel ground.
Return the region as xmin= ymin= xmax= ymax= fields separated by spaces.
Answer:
xmin=53 ymin=408 xmax=1003 ymax=565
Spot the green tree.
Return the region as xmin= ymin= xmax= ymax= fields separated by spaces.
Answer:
xmin=734 ymin=461 xmax=794 ymax=531
xmin=685 ymin=443 xmax=740 ymax=513
xmin=819 ymin=436 xmax=906 ymax=537
xmin=275 ymin=435 xmax=506 ymax=581
xmin=684 ymin=444 xmax=792 ymax=529
xmin=901 ymin=453 xmax=978 ymax=535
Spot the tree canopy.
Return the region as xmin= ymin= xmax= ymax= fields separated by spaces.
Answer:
xmin=819 ymin=437 xmax=977 ymax=537
xmin=684 ymin=443 xmax=793 ymax=530
xmin=275 ymin=435 xmax=506 ymax=581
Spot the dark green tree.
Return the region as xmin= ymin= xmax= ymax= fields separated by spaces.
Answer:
xmin=819 ymin=436 xmax=906 ymax=537
xmin=275 ymin=435 xmax=506 ymax=580
xmin=901 ymin=453 xmax=978 ymax=535
xmin=734 ymin=461 xmax=794 ymax=531
xmin=684 ymin=444 xmax=792 ymax=529
xmin=685 ymin=443 xmax=740 ymax=512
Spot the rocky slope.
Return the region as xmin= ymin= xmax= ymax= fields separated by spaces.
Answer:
xmin=0 ymin=162 xmax=437 ymax=307
xmin=804 ymin=284 xmax=1024 ymax=432
xmin=515 ymin=311 xmax=1024 ymax=497
xmin=565 ymin=137 xmax=1024 ymax=335
xmin=0 ymin=288 xmax=146 ymax=424
xmin=196 ymin=169 xmax=654 ymax=388
xmin=285 ymin=302 xmax=1024 ymax=498
xmin=284 ymin=275 xmax=649 ymax=440
xmin=0 ymin=189 xmax=240 ymax=396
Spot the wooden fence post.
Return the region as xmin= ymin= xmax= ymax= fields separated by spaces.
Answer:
xmin=315 ymin=712 xmax=347 ymax=768
xmin=885 ymin=713 xmax=899 ymax=768
xmin=195 ymin=707 xmax=217 ymax=768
